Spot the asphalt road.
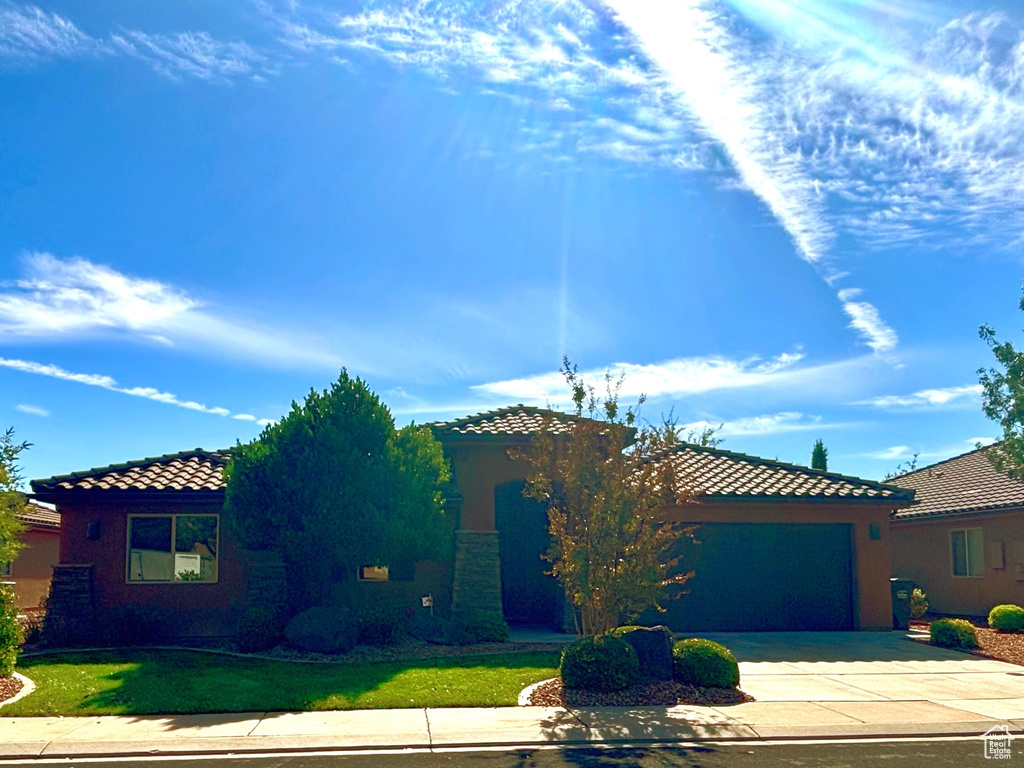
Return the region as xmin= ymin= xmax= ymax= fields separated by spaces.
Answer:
xmin=8 ymin=739 xmax=1008 ymax=768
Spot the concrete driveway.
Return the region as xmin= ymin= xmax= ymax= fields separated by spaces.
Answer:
xmin=697 ymin=630 xmax=1024 ymax=721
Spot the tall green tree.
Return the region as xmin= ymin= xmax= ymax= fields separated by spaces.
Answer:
xmin=811 ymin=439 xmax=828 ymax=471
xmin=979 ymin=289 xmax=1024 ymax=479
xmin=0 ymin=428 xmax=29 ymax=567
xmin=522 ymin=359 xmax=695 ymax=636
xmin=224 ymin=371 xmax=452 ymax=608
xmin=0 ymin=429 xmax=28 ymax=677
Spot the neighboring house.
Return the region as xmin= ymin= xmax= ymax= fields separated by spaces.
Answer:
xmin=31 ymin=405 xmax=915 ymax=639
xmin=3 ymin=502 xmax=61 ymax=610
xmin=890 ymin=444 xmax=1024 ymax=617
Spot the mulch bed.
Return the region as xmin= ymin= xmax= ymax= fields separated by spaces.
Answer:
xmin=910 ymin=619 xmax=1024 ymax=666
xmin=528 ymin=677 xmax=753 ymax=707
xmin=0 ymin=675 xmax=23 ymax=705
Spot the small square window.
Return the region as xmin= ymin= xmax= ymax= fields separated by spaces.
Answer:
xmin=0 ymin=561 xmax=11 ymax=577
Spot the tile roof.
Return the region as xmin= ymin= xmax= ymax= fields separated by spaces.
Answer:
xmin=31 ymin=449 xmax=230 ymax=495
xmin=15 ymin=503 xmax=60 ymax=529
xmin=889 ymin=444 xmax=1024 ymax=520
xmin=655 ymin=443 xmax=915 ymax=502
xmin=430 ymin=405 xmax=607 ymax=438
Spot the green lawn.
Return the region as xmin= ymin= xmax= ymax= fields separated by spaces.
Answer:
xmin=5 ymin=649 xmax=560 ymax=716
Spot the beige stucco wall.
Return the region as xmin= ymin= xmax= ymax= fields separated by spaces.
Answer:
xmin=891 ymin=509 xmax=1024 ymax=617
xmin=9 ymin=526 xmax=59 ymax=609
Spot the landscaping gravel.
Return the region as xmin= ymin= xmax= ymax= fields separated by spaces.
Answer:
xmin=527 ymin=676 xmax=753 ymax=707
xmin=911 ymin=619 xmax=1024 ymax=666
xmin=0 ymin=675 xmax=23 ymax=705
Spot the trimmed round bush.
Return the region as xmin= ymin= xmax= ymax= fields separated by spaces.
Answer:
xmin=989 ymin=605 xmax=1024 ymax=633
xmin=285 ymin=606 xmax=358 ymax=653
xmin=237 ymin=606 xmax=284 ymax=653
xmin=608 ymin=625 xmax=674 ymax=680
xmin=930 ymin=618 xmax=979 ymax=649
xmin=408 ymin=613 xmax=471 ymax=646
xmin=457 ymin=612 xmax=510 ymax=643
xmin=672 ymin=638 xmax=740 ymax=689
xmin=560 ymin=635 xmax=640 ymax=692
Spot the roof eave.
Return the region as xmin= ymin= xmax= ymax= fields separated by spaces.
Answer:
xmin=29 ymin=489 xmax=226 ymax=505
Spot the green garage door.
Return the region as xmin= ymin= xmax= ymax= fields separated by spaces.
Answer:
xmin=650 ymin=523 xmax=855 ymax=632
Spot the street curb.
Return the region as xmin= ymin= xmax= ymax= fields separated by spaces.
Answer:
xmin=0 ymin=720 xmax=1018 ymax=760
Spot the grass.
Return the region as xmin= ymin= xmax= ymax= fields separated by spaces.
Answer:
xmin=5 ymin=649 xmax=560 ymax=716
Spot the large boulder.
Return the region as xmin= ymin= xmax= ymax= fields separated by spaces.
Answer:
xmin=285 ymin=606 xmax=358 ymax=653
xmin=610 ymin=625 xmax=674 ymax=680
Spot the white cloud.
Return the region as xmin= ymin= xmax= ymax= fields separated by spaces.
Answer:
xmin=856 ymin=384 xmax=982 ymax=408
xmin=0 ymin=3 xmax=271 ymax=82
xmin=865 ymin=445 xmax=913 ymax=460
xmin=0 ymin=3 xmax=104 ymax=61
xmin=473 ymin=352 xmax=806 ymax=402
xmin=15 ymin=403 xmax=49 ymax=417
xmin=0 ymin=355 xmax=273 ymax=424
xmin=837 ymin=289 xmax=899 ymax=354
xmin=0 ymin=253 xmax=342 ymax=370
xmin=685 ymin=411 xmax=851 ymax=438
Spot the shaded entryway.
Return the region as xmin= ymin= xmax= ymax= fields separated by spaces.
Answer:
xmin=651 ymin=523 xmax=855 ymax=632
xmin=495 ymin=480 xmax=562 ymax=629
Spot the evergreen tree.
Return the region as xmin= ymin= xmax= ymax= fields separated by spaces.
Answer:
xmin=811 ymin=439 xmax=828 ymax=471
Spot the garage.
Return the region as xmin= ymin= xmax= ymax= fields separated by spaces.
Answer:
xmin=649 ymin=523 xmax=856 ymax=632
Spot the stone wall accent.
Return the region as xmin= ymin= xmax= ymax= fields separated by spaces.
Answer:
xmin=43 ymin=564 xmax=96 ymax=644
xmin=451 ymin=529 xmax=502 ymax=617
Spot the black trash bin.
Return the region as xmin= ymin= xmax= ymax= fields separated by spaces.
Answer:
xmin=891 ymin=577 xmax=915 ymax=630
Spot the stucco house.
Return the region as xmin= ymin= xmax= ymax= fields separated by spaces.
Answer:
xmin=3 ymin=502 xmax=60 ymax=610
xmin=890 ymin=444 xmax=1024 ymax=617
xmin=30 ymin=405 xmax=915 ymax=639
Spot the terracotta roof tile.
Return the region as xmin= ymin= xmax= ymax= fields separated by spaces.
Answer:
xmin=15 ymin=503 xmax=60 ymax=529
xmin=890 ymin=444 xmax=1024 ymax=519
xmin=655 ymin=443 xmax=914 ymax=502
xmin=431 ymin=405 xmax=599 ymax=437
xmin=31 ymin=449 xmax=230 ymax=495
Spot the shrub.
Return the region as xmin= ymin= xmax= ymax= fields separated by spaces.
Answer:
xmin=238 ymin=606 xmax=285 ymax=653
xmin=358 ymin=605 xmax=405 ymax=646
xmin=608 ymin=625 xmax=674 ymax=680
xmin=408 ymin=613 xmax=471 ymax=646
xmin=0 ymin=584 xmax=23 ymax=676
xmin=457 ymin=612 xmax=510 ymax=643
xmin=672 ymin=638 xmax=740 ymax=689
xmin=560 ymin=635 xmax=639 ymax=692
xmin=930 ymin=618 xmax=979 ymax=649
xmin=285 ymin=605 xmax=358 ymax=653
xmin=910 ymin=588 xmax=929 ymax=619
xmin=989 ymin=605 xmax=1024 ymax=633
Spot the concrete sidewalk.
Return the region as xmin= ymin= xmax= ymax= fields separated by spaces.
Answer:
xmin=0 ymin=698 xmax=1020 ymax=759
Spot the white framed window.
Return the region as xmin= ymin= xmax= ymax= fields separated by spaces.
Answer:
xmin=127 ymin=514 xmax=219 ymax=583
xmin=951 ymin=528 xmax=984 ymax=578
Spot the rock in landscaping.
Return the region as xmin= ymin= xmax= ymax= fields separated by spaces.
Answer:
xmin=612 ymin=625 xmax=674 ymax=680
xmin=285 ymin=606 xmax=358 ymax=653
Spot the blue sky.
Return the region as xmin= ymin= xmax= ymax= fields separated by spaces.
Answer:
xmin=1 ymin=0 xmax=1021 ymax=483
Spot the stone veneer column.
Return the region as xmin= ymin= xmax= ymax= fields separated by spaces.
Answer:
xmin=43 ymin=563 xmax=96 ymax=644
xmin=450 ymin=530 xmax=503 ymax=617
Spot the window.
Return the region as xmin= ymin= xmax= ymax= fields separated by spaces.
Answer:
xmin=951 ymin=528 xmax=984 ymax=578
xmin=358 ymin=565 xmax=390 ymax=582
xmin=127 ymin=514 xmax=219 ymax=583
xmin=0 ymin=561 xmax=10 ymax=577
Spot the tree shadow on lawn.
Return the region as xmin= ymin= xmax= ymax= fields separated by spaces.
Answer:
xmin=13 ymin=649 xmax=560 ymax=721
